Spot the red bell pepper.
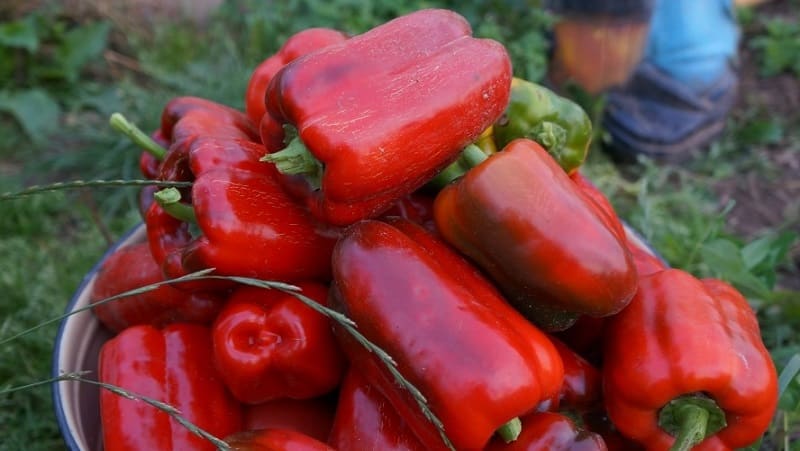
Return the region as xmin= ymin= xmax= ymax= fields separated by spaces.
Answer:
xmin=434 ymin=139 xmax=638 ymax=331
xmin=569 ymin=171 xmax=626 ymax=242
xmin=553 ymin=236 xmax=665 ymax=366
xmin=603 ymin=269 xmax=779 ymax=450
xmin=380 ymin=191 xmax=437 ymax=233
xmin=330 ymin=217 xmax=564 ymax=450
xmin=160 ymin=96 xmax=259 ymax=144
xmin=485 ymin=412 xmax=608 ymax=451
xmin=575 ymin=167 xmax=669 ymax=278
xmin=552 ymin=315 xmax=608 ymax=367
xmin=262 ymin=8 xmax=512 ymax=226
xmin=626 ymin=234 xmax=667 ymax=277
xmin=158 ymin=109 xmax=263 ymax=184
xmin=329 ymin=369 xmax=426 ymax=451
xmin=225 ymin=429 xmax=335 ymax=451
xmin=89 ymin=241 xmax=223 ymax=332
xmin=139 ymin=129 xmax=168 ymax=180
xmin=549 ymin=337 xmax=602 ymax=412
xmin=581 ymin=412 xmax=645 ymax=451
xmin=243 ymin=397 xmax=337 ymax=444
xmin=99 ymin=324 xmax=243 ymax=451
xmin=145 ymin=105 xmax=338 ymax=285
xmin=149 ymin=162 xmax=337 ymax=283
xmin=245 ymin=27 xmax=348 ymax=127
xmin=211 ymin=281 xmax=346 ymax=404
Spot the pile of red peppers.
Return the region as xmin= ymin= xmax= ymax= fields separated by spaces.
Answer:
xmin=88 ymin=8 xmax=779 ymax=451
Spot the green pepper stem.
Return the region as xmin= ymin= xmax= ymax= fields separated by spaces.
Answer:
xmin=659 ymin=396 xmax=727 ymax=451
xmin=154 ymin=187 xmax=196 ymax=223
xmin=260 ymin=137 xmax=323 ymax=190
xmin=496 ymin=417 xmax=522 ymax=443
xmin=461 ymin=143 xmax=489 ymax=168
xmin=426 ymin=143 xmax=490 ymax=191
xmin=109 ymin=113 xmax=167 ymax=159
xmin=427 ymin=160 xmax=468 ymax=190
xmin=668 ymin=404 xmax=709 ymax=451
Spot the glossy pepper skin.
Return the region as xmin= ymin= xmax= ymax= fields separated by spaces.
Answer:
xmin=99 ymin=324 xmax=243 ymax=451
xmin=211 ymin=282 xmax=346 ymax=404
xmin=244 ymin=27 xmax=348 ymax=127
xmin=485 ymin=412 xmax=608 ymax=451
xmin=226 ymin=429 xmax=335 ymax=451
xmin=569 ymin=171 xmax=626 ymax=242
xmin=493 ymin=77 xmax=593 ymax=174
xmin=330 ymin=217 xmax=564 ymax=451
xmin=329 ymin=369 xmax=426 ymax=451
xmin=603 ymin=269 xmax=779 ymax=450
xmin=243 ymin=397 xmax=337 ymax=443
xmin=434 ymin=139 xmax=638 ymax=331
xmin=160 ymin=96 xmax=259 ymax=144
xmin=89 ymin=241 xmax=223 ymax=332
xmin=263 ymin=8 xmax=512 ymax=226
xmin=549 ymin=337 xmax=602 ymax=412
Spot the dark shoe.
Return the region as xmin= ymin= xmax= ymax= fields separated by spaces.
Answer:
xmin=602 ymin=61 xmax=738 ymax=163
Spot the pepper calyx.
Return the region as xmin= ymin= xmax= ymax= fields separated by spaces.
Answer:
xmin=496 ymin=416 xmax=522 ymax=443
xmin=659 ymin=395 xmax=727 ymax=451
xmin=154 ymin=187 xmax=196 ymax=223
xmin=261 ymin=136 xmax=323 ymax=190
xmin=529 ymin=121 xmax=567 ymax=160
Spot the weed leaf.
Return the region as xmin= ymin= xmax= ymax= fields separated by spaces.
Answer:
xmin=0 ymin=89 xmax=60 ymax=143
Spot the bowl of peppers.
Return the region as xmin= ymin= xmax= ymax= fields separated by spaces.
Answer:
xmin=52 ymin=8 xmax=779 ymax=451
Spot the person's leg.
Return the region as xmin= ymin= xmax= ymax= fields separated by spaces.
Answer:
xmin=602 ymin=0 xmax=741 ymax=162
xmin=546 ymin=0 xmax=742 ymax=162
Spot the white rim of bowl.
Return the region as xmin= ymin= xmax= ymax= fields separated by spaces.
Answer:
xmin=51 ymin=223 xmax=146 ymax=451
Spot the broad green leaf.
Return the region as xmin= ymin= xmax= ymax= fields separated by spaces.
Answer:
xmin=778 ymin=354 xmax=800 ymax=399
xmin=0 ymin=16 xmax=39 ymax=52
xmin=742 ymin=231 xmax=797 ymax=289
xmin=743 ymin=231 xmax=797 ymax=271
xmin=0 ymin=89 xmax=61 ymax=143
xmin=54 ymin=21 xmax=111 ymax=83
xmin=699 ymin=238 xmax=773 ymax=301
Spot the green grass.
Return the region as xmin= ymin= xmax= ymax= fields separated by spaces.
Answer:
xmin=0 ymin=1 xmax=798 ymax=450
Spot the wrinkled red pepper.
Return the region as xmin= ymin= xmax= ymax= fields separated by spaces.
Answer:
xmin=329 ymin=369 xmax=426 ymax=451
xmin=211 ymin=281 xmax=346 ymax=404
xmin=603 ymin=269 xmax=779 ymax=450
xmin=226 ymin=429 xmax=335 ymax=451
xmin=485 ymin=412 xmax=608 ymax=451
xmin=330 ymin=217 xmax=564 ymax=450
xmin=146 ymin=162 xmax=338 ymax=284
xmin=244 ymin=27 xmax=348 ymax=127
xmin=89 ymin=241 xmax=223 ymax=332
xmin=434 ymin=139 xmax=638 ymax=331
xmin=262 ymin=8 xmax=512 ymax=226
xmin=99 ymin=324 xmax=243 ymax=451
xmin=243 ymin=397 xmax=337 ymax=444
xmin=145 ymin=99 xmax=338 ymax=286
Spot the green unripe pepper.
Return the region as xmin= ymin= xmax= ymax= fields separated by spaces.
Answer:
xmin=493 ymin=77 xmax=592 ymax=174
